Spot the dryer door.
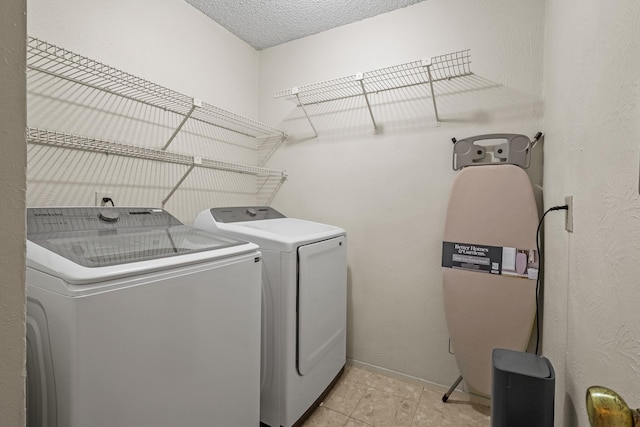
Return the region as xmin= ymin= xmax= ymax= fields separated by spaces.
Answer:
xmin=297 ymin=236 xmax=347 ymax=375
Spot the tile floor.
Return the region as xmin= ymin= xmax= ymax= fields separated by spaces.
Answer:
xmin=301 ymin=365 xmax=491 ymax=427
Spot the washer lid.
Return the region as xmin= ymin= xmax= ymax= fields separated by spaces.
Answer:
xmin=194 ymin=207 xmax=345 ymax=252
xmin=27 ymin=207 xmax=250 ymax=269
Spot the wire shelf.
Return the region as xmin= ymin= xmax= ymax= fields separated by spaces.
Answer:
xmin=27 ymin=36 xmax=286 ymax=139
xmin=27 ymin=128 xmax=286 ymax=178
xmin=274 ymin=50 xmax=471 ymax=104
xmin=274 ymin=49 xmax=471 ymax=133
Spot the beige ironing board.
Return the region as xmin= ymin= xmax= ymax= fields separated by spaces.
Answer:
xmin=442 ymin=164 xmax=538 ymax=397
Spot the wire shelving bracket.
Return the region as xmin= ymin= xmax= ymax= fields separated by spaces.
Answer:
xmin=355 ymin=72 xmax=378 ymax=134
xmin=162 ymin=98 xmax=202 ymax=151
xmin=274 ymin=49 xmax=471 ymax=134
xmin=291 ymin=87 xmax=318 ymax=137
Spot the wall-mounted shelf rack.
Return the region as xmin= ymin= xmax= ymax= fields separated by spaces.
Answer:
xmin=274 ymin=49 xmax=471 ymax=135
xmin=27 ymin=37 xmax=287 ymax=142
xmin=26 ymin=36 xmax=288 ymax=207
xmin=27 ymin=128 xmax=287 ymax=207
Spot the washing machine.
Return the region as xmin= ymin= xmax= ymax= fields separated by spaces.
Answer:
xmin=193 ymin=206 xmax=347 ymax=427
xmin=26 ymin=207 xmax=262 ymax=427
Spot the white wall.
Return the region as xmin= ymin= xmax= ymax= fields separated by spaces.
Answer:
xmin=542 ymin=0 xmax=640 ymax=425
xmin=27 ymin=0 xmax=264 ymax=223
xmin=0 ymin=0 xmax=27 ymax=425
xmin=259 ymin=0 xmax=545 ymax=390
xmin=23 ymin=2 xmax=640 ymax=425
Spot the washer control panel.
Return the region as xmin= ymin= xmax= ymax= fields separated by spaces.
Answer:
xmin=210 ymin=206 xmax=286 ymax=223
xmin=27 ymin=207 xmax=180 ymax=233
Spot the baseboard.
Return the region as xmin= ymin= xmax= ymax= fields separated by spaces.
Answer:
xmin=346 ymin=358 xmax=491 ymax=407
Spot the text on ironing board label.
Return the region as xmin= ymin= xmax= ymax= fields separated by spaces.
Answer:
xmin=442 ymin=241 xmax=538 ymax=280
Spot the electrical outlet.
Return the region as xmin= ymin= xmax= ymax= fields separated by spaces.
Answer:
xmin=565 ymin=195 xmax=573 ymax=232
xmin=95 ymin=191 xmax=114 ymax=207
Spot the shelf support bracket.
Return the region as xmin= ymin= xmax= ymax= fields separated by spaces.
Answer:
xmin=423 ymin=60 xmax=441 ymax=126
xmin=355 ymin=73 xmax=378 ymax=134
xmin=258 ymin=172 xmax=288 ymax=206
xmin=161 ymin=157 xmax=201 ymax=207
xmin=161 ymin=98 xmax=202 ymax=151
xmin=257 ymin=134 xmax=288 ymax=167
xmin=293 ymin=88 xmax=318 ymax=138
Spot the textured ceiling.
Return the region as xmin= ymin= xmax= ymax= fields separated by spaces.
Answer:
xmin=185 ymin=0 xmax=427 ymax=50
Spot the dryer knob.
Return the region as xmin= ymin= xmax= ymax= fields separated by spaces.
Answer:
xmin=246 ymin=208 xmax=258 ymax=217
xmin=99 ymin=210 xmax=120 ymax=223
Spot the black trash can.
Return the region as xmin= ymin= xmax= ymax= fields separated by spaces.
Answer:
xmin=491 ymin=348 xmax=555 ymax=427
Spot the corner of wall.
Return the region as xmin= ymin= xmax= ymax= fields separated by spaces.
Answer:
xmin=0 ymin=0 xmax=27 ymax=424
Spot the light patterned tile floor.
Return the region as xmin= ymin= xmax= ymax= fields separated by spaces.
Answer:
xmin=302 ymin=366 xmax=491 ymax=427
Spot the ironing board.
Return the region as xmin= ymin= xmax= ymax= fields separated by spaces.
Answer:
xmin=442 ymin=163 xmax=539 ymax=397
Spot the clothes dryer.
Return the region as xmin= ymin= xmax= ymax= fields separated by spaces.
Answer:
xmin=26 ymin=207 xmax=262 ymax=427
xmin=193 ymin=206 xmax=347 ymax=427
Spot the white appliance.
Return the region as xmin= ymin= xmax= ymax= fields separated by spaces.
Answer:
xmin=193 ymin=206 xmax=347 ymax=427
xmin=26 ymin=207 xmax=262 ymax=427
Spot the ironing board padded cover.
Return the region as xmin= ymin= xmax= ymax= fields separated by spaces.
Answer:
xmin=442 ymin=164 xmax=538 ymax=396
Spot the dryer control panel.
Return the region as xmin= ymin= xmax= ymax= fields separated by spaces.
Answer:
xmin=209 ymin=206 xmax=286 ymax=223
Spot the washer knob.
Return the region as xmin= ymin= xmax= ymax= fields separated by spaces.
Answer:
xmin=99 ymin=210 xmax=120 ymax=223
xmin=246 ymin=208 xmax=258 ymax=217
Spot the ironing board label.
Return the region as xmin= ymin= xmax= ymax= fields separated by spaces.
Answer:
xmin=442 ymin=241 xmax=538 ymax=279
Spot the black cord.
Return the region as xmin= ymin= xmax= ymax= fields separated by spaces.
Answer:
xmin=534 ymin=204 xmax=568 ymax=355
